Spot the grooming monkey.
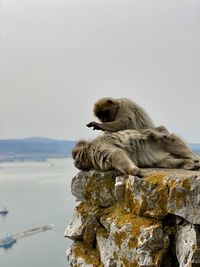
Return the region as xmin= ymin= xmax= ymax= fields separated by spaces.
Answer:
xmin=72 ymin=129 xmax=200 ymax=176
xmin=86 ymin=97 xmax=157 ymax=132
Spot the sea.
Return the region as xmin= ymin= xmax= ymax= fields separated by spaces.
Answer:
xmin=0 ymin=158 xmax=76 ymax=267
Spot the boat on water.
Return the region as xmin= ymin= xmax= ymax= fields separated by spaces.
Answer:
xmin=0 ymin=235 xmax=16 ymax=249
xmin=0 ymin=207 xmax=8 ymax=215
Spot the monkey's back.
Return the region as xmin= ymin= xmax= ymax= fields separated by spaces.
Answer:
xmin=117 ymin=98 xmax=155 ymax=130
xmin=91 ymin=130 xmax=168 ymax=168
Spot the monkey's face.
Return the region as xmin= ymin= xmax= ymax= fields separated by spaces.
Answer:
xmin=94 ymin=98 xmax=119 ymax=123
xmin=96 ymin=109 xmax=111 ymax=122
xmin=72 ymin=141 xmax=93 ymax=170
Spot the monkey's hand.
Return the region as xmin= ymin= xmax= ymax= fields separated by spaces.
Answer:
xmin=141 ymin=129 xmax=169 ymax=140
xmin=128 ymin=166 xmax=142 ymax=178
xmin=86 ymin=121 xmax=102 ymax=130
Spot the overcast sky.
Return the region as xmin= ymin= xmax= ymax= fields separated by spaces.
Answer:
xmin=1 ymin=0 xmax=200 ymax=142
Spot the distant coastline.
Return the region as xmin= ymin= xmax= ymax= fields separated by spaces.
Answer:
xmin=0 ymin=137 xmax=199 ymax=163
xmin=0 ymin=137 xmax=76 ymax=162
xmin=190 ymin=143 xmax=200 ymax=155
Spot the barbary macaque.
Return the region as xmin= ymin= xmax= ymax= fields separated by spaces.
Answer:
xmin=87 ymin=97 xmax=155 ymax=132
xmin=72 ymin=128 xmax=200 ymax=176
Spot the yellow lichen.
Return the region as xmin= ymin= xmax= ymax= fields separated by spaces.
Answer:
xmin=145 ymin=174 xmax=166 ymax=184
xmin=76 ymin=203 xmax=89 ymax=218
xmin=167 ymin=177 xmax=191 ymax=191
xmin=120 ymin=257 xmax=138 ymax=267
xmin=154 ymin=248 xmax=166 ymax=266
xmin=181 ymin=178 xmax=191 ymax=191
xmin=83 ymin=224 xmax=97 ymax=245
xmin=96 ymin=227 xmax=109 ymax=239
xmin=85 ymin=175 xmax=115 ymax=205
xmin=100 ymin=205 xmax=161 ymax=250
xmin=114 ymin=231 xmax=127 ymax=249
xmin=72 ymin=241 xmax=100 ymax=266
xmin=192 ymin=244 xmax=197 ymax=251
xmin=168 ymin=177 xmax=191 ymax=209
xmin=127 ymin=174 xmax=169 ymax=219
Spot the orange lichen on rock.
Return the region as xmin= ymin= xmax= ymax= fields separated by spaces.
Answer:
xmin=120 ymin=257 xmax=138 ymax=267
xmin=126 ymin=174 xmax=169 ymax=219
xmin=167 ymin=177 xmax=191 ymax=210
xmin=72 ymin=241 xmax=101 ymax=266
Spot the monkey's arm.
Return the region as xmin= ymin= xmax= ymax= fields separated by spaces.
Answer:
xmin=140 ymin=128 xmax=170 ymax=140
xmin=86 ymin=119 xmax=129 ymax=132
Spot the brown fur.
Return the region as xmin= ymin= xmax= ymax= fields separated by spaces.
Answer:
xmin=87 ymin=97 xmax=155 ymax=132
xmin=72 ymin=129 xmax=200 ymax=175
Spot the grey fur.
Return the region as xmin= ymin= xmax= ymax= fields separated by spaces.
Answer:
xmin=72 ymin=129 xmax=200 ymax=176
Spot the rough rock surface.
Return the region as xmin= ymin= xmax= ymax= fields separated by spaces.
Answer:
xmin=176 ymin=222 xmax=200 ymax=266
xmin=65 ymin=169 xmax=200 ymax=266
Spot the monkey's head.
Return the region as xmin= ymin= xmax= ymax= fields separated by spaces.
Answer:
xmin=93 ymin=97 xmax=119 ymax=123
xmin=72 ymin=140 xmax=93 ymax=170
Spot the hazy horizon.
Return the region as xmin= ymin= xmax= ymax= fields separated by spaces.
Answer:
xmin=1 ymin=0 xmax=200 ymax=143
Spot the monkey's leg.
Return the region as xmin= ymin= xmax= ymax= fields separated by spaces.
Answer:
xmin=181 ymin=159 xmax=200 ymax=170
xmin=111 ymin=149 xmax=141 ymax=176
xmin=155 ymin=157 xmax=200 ymax=170
xmin=163 ymin=134 xmax=200 ymax=161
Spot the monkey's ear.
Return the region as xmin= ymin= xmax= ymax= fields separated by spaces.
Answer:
xmin=106 ymin=99 xmax=114 ymax=105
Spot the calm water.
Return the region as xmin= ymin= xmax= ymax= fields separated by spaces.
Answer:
xmin=0 ymin=158 xmax=76 ymax=267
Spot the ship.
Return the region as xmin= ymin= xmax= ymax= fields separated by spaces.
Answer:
xmin=0 ymin=224 xmax=53 ymax=249
xmin=0 ymin=207 xmax=8 ymax=215
xmin=0 ymin=235 xmax=16 ymax=249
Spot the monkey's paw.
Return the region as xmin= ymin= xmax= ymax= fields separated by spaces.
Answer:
xmin=86 ymin=121 xmax=102 ymax=130
xmin=182 ymin=159 xmax=200 ymax=170
xmin=142 ymin=129 xmax=169 ymax=140
xmin=128 ymin=166 xmax=142 ymax=177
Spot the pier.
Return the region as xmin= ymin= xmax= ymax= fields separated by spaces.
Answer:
xmin=13 ymin=224 xmax=53 ymax=240
xmin=0 ymin=224 xmax=53 ymax=248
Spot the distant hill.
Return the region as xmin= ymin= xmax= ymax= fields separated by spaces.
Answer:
xmin=0 ymin=138 xmax=199 ymax=163
xmin=191 ymin=143 xmax=200 ymax=155
xmin=0 ymin=137 xmax=76 ymax=162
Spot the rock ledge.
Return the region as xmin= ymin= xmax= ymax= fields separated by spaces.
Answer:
xmin=65 ymin=169 xmax=200 ymax=267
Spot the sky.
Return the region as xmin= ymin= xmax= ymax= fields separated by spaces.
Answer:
xmin=0 ymin=0 xmax=200 ymax=143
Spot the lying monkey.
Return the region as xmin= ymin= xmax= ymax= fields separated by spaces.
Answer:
xmin=72 ymin=128 xmax=200 ymax=176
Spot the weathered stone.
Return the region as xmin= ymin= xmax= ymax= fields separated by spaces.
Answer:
xmin=127 ymin=174 xmax=168 ymax=219
xmin=128 ymin=170 xmax=200 ymax=224
xmin=64 ymin=203 xmax=85 ymax=240
xmin=66 ymin=241 xmax=101 ymax=267
xmin=65 ymin=168 xmax=200 ymax=267
xmin=114 ymin=176 xmax=126 ymax=202
xmin=64 ymin=203 xmax=99 ymax=244
xmin=176 ymin=222 xmax=200 ymax=266
xmin=71 ymin=170 xmax=117 ymax=207
xmin=97 ymin=206 xmax=169 ymax=267
xmin=166 ymin=175 xmax=200 ymax=224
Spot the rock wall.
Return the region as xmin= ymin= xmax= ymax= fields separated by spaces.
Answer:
xmin=65 ymin=169 xmax=200 ymax=267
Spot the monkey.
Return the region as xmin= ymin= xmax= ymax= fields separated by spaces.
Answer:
xmin=86 ymin=97 xmax=156 ymax=132
xmin=86 ymin=97 xmax=198 ymax=163
xmin=72 ymin=129 xmax=200 ymax=176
